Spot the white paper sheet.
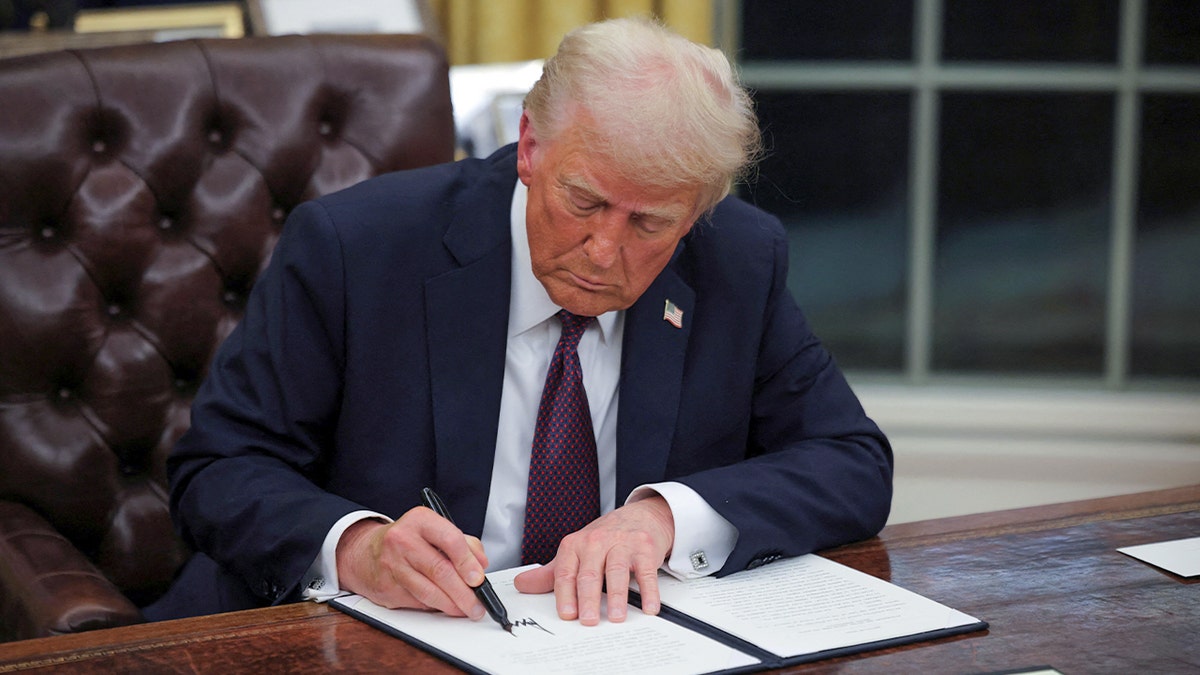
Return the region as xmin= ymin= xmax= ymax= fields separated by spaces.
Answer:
xmin=1118 ymin=536 xmax=1200 ymax=577
xmin=648 ymin=554 xmax=983 ymax=658
xmin=333 ymin=565 xmax=760 ymax=675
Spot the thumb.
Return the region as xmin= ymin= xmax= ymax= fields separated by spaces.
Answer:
xmin=513 ymin=562 xmax=555 ymax=595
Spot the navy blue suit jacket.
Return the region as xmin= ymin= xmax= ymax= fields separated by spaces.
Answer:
xmin=165 ymin=145 xmax=893 ymax=609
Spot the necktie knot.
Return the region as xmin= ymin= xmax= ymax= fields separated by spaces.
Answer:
xmin=556 ymin=310 xmax=594 ymax=350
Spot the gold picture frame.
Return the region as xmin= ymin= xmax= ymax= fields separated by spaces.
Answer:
xmin=74 ymin=2 xmax=245 ymax=40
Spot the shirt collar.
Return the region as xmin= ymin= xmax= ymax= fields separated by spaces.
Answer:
xmin=509 ymin=180 xmax=620 ymax=342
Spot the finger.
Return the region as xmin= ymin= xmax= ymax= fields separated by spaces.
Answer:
xmin=363 ymin=523 xmax=461 ymax=615
xmin=412 ymin=516 xmax=487 ymax=619
xmin=513 ymin=562 xmax=555 ymax=595
xmin=366 ymin=525 xmax=465 ymax=614
xmin=631 ymin=559 xmax=661 ymax=616
xmin=604 ymin=556 xmax=633 ymax=623
xmin=567 ymin=539 xmax=606 ymax=626
xmin=363 ymin=583 xmax=431 ymax=612
xmin=387 ymin=562 xmax=468 ymax=616
xmin=420 ymin=508 xmax=487 ymax=588
xmin=551 ymin=548 xmax=582 ymax=622
xmin=401 ymin=545 xmax=486 ymax=619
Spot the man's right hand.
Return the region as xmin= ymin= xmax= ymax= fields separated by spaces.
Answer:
xmin=335 ymin=507 xmax=489 ymax=619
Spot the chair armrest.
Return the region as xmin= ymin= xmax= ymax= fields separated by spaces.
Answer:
xmin=0 ymin=500 xmax=142 ymax=641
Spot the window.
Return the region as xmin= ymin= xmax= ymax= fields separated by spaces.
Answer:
xmin=732 ymin=0 xmax=1200 ymax=387
xmin=748 ymin=91 xmax=910 ymax=370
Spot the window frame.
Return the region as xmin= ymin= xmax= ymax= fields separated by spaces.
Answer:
xmin=723 ymin=0 xmax=1200 ymax=390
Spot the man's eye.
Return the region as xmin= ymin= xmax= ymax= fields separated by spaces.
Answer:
xmin=632 ymin=213 xmax=667 ymax=234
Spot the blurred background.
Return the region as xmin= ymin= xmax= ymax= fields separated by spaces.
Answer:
xmin=3 ymin=0 xmax=1198 ymax=523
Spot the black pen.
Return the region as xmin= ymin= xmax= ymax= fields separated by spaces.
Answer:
xmin=420 ymin=487 xmax=513 ymax=633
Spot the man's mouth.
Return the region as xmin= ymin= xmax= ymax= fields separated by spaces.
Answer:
xmin=568 ymin=271 xmax=608 ymax=291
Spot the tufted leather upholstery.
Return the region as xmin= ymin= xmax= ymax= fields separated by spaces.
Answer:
xmin=0 ymin=33 xmax=455 ymax=641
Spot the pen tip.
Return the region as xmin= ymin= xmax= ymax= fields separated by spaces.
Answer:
xmin=503 ymin=622 xmax=513 ymax=634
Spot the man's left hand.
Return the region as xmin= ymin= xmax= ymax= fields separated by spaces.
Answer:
xmin=512 ymin=495 xmax=674 ymax=626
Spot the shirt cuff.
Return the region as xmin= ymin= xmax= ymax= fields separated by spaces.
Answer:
xmin=626 ymin=482 xmax=738 ymax=580
xmin=301 ymin=510 xmax=392 ymax=602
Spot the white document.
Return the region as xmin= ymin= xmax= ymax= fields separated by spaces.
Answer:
xmin=335 ymin=556 xmax=985 ymax=673
xmin=649 ymin=554 xmax=983 ymax=658
xmin=1118 ymin=536 xmax=1200 ymax=577
xmin=332 ymin=565 xmax=760 ymax=675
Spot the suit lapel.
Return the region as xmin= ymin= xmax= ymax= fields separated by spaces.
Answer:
xmin=616 ymin=265 xmax=694 ymax=500
xmin=424 ymin=153 xmax=516 ymax=537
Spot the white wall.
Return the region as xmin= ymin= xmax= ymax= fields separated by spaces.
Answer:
xmin=855 ymin=384 xmax=1200 ymax=524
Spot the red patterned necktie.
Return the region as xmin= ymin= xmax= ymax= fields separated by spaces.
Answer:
xmin=520 ymin=310 xmax=600 ymax=565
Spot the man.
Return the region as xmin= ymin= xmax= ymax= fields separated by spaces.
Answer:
xmin=149 ymin=18 xmax=892 ymax=627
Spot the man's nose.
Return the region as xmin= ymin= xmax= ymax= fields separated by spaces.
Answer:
xmin=582 ymin=216 xmax=621 ymax=268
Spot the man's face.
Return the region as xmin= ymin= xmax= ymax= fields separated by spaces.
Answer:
xmin=516 ymin=112 xmax=702 ymax=317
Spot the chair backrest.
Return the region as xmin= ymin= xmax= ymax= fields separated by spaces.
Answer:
xmin=0 ymin=34 xmax=455 ymax=610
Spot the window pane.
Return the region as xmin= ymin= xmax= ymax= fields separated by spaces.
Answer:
xmin=1132 ymin=95 xmax=1200 ymax=379
xmin=943 ymin=0 xmax=1119 ymax=63
xmin=934 ymin=93 xmax=1113 ymax=374
xmin=1145 ymin=0 xmax=1200 ymax=65
xmin=740 ymin=0 xmax=913 ymax=61
xmin=745 ymin=92 xmax=910 ymax=370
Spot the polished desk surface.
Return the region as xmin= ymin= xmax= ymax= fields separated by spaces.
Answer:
xmin=1 ymin=486 xmax=1197 ymax=673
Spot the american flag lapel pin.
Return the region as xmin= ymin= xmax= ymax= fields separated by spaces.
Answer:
xmin=663 ymin=299 xmax=684 ymax=329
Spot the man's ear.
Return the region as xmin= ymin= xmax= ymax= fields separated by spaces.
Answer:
xmin=516 ymin=111 xmax=536 ymax=186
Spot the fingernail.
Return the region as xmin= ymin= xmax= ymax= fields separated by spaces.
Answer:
xmin=581 ymin=608 xmax=598 ymax=622
xmin=610 ymin=606 xmax=626 ymax=621
xmin=470 ymin=603 xmax=486 ymax=621
xmin=467 ymin=570 xmax=484 ymax=587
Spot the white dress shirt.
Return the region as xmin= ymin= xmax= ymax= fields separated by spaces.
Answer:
xmin=303 ymin=181 xmax=736 ymax=601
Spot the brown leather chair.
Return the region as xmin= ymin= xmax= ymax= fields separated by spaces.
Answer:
xmin=0 ymin=33 xmax=455 ymax=642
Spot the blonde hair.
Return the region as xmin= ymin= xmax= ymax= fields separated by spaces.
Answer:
xmin=523 ymin=17 xmax=761 ymax=214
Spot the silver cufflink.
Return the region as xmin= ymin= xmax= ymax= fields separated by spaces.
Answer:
xmin=689 ymin=550 xmax=709 ymax=571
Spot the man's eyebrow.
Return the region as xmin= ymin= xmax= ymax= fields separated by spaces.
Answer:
xmin=634 ymin=203 xmax=689 ymax=224
xmin=561 ymin=176 xmax=603 ymax=201
xmin=560 ymin=176 xmax=689 ymax=223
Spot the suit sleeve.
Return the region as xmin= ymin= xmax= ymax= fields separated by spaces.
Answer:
xmin=167 ymin=201 xmax=364 ymax=604
xmin=677 ymin=218 xmax=894 ymax=576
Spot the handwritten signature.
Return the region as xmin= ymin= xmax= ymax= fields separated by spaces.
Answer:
xmin=510 ymin=617 xmax=554 ymax=636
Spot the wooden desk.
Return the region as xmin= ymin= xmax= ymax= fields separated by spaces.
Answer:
xmin=1 ymin=486 xmax=1196 ymax=673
